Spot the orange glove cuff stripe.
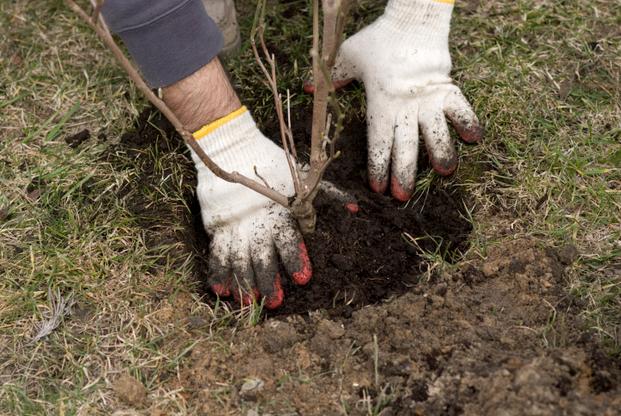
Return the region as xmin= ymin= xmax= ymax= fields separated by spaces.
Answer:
xmin=193 ymin=106 xmax=248 ymax=141
xmin=434 ymin=0 xmax=455 ymax=4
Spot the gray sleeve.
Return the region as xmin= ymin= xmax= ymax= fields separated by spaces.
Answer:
xmin=101 ymin=0 xmax=223 ymax=88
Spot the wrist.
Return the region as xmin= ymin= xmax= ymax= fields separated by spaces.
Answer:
xmin=191 ymin=107 xmax=267 ymax=172
xmin=163 ymin=58 xmax=241 ymax=132
xmin=191 ymin=107 xmax=294 ymax=202
xmin=381 ymin=0 xmax=454 ymax=41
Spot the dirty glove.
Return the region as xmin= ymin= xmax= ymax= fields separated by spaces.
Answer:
xmin=331 ymin=0 xmax=483 ymax=201
xmin=191 ymin=107 xmax=312 ymax=309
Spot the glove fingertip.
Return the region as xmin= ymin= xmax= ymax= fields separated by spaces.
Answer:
xmin=345 ymin=202 xmax=360 ymax=214
xmin=303 ymin=81 xmax=315 ymax=95
xmin=242 ymin=291 xmax=259 ymax=307
xmin=292 ymin=242 xmax=312 ymax=286
xmin=211 ymin=283 xmax=231 ymax=297
xmin=233 ymin=288 xmax=259 ymax=307
xmin=390 ymin=176 xmax=414 ymax=202
xmin=455 ymin=123 xmax=484 ymax=144
xmin=264 ymin=274 xmax=285 ymax=310
xmin=430 ymin=154 xmax=458 ymax=177
xmin=369 ymin=178 xmax=388 ymax=194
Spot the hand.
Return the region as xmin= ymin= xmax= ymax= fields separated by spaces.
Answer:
xmin=330 ymin=0 xmax=483 ymax=201
xmin=190 ymin=107 xmax=312 ymax=309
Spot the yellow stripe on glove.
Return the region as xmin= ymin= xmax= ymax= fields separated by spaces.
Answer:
xmin=193 ymin=106 xmax=248 ymax=141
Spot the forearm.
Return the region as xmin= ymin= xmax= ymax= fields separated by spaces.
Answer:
xmin=101 ymin=0 xmax=223 ymax=88
xmin=162 ymin=58 xmax=241 ymax=132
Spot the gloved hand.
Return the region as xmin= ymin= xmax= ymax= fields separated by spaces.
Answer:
xmin=191 ymin=106 xmax=312 ymax=309
xmin=329 ymin=0 xmax=483 ymax=201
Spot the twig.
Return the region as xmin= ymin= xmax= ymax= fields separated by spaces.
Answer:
xmin=253 ymin=166 xmax=271 ymax=189
xmin=373 ymin=334 xmax=380 ymax=388
xmin=90 ymin=0 xmax=103 ymax=22
xmin=250 ymin=1 xmax=301 ymax=195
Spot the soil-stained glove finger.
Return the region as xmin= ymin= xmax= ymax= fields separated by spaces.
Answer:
xmin=207 ymin=231 xmax=232 ymax=297
xmin=367 ymin=96 xmax=396 ymax=193
xmin=230 ymin=231 xmax=258 ymax=306
xmin=444 ymin=88 xmax=484 ymax=143
xmin=271 ymin=208 xmax=312 ymax=286
xmin=419 ymin=108 xmax=458 ymax=176
xmin=250 ymin=234 xmax=282 ymax=310
xmin=391 ymin=109 xmax=420 ymax=202
xmin=331 ymin=37 xmax=359 ymax=83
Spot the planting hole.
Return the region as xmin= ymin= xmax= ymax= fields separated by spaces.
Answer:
xmin=109 ymin=109 xmax=473 ymax=317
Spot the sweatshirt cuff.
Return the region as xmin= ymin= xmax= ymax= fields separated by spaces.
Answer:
xmin=107 ymin=0 xmax=223 ymax=88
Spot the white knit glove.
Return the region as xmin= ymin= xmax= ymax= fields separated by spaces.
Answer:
xmin=190 ymin=107 xmax=312 ymax=309
xmin=332 ymin=0 xmax=483 ymax=201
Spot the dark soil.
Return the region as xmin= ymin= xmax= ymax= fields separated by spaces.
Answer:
xmin=275 ymin=114 xmax=472 ymax=317
xmin=108 ymin=107 xmax=472 ymax=316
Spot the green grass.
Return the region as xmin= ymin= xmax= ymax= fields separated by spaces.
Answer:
xmin=1 ymin=0 xmax=620 ymax=413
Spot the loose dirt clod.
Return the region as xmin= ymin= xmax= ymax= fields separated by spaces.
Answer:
xmin=112 ymin=374 xmax=147 ymax=407
xmin=64 ymin=129 xmax=90 ymax=148
xmin=261 ymin=320 xmax=301 ymax=353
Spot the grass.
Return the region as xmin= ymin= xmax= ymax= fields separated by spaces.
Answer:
xmin=1 ymin=0 xmax=620 ymax=414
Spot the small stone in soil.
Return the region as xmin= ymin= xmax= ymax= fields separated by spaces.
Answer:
xmin=240 ymin=378 xmax=264 ymax=400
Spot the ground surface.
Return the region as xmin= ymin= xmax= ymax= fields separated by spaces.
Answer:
xmin=1 ymin=0 xmax=620 ymax=415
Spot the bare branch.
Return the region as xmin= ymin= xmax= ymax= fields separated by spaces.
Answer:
xmin=66 ymin=0 xmax=289 ymax=208
xmin=301 ymin=0 xmax=347 ymax=202
xmin=288 ymin=0 xmax=350 ymax=233
xmin=90 ymin=0 xmax=103 ymax=23
xmin=285 ymin=89 xmax=297 ymax=160
xmin=250 ymin=1 xmax=301 ymax=194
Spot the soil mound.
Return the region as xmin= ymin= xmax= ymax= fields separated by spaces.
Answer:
xmin=175 ymin=240 xmax=621 ymax=415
